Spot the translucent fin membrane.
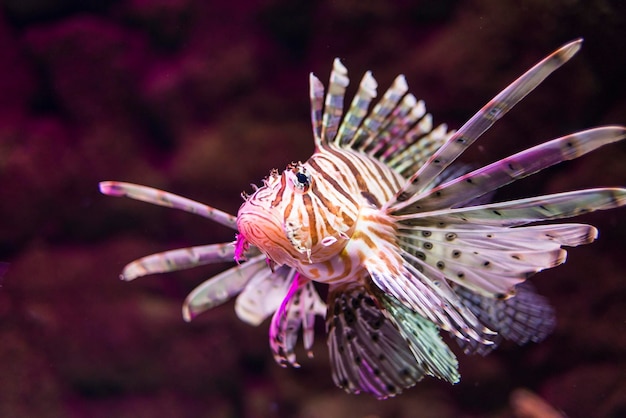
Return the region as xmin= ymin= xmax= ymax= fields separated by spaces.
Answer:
xmin=309 ymin=59 xmax=449 ymax=174
xmin=121 ymin=243 xmax=239 ymax=281
xmin=99 ymin=181 xmax=237 ymax=229
xmin=454 ymin=282 xmax=555 ymax=355
xmin=388 ymin=39 xmax=583 ymax=210
xmin=321 ymin=58 xmax=350 ymax=144
xmin=270 ymin=275 xmax=326 ymax=367
xmin=326 ymin=284 xmax=426 ymax=399
xmin=394 ymin=126 xmax=626 ymax=215
xmin=335 ymin=71 xmax=378 ymax=146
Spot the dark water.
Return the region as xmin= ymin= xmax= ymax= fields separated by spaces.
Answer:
xmin=1 ymin=1 xmax=625 ymax=417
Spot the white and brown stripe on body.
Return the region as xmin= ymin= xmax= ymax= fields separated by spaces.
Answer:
xmin=237 ymin=142 xmax=405 ymax=285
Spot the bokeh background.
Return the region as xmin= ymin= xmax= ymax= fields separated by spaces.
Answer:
xmin=1 ymin=1 xmax=626 ymax=417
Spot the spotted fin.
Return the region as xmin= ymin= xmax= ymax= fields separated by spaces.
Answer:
xmin=394 ymin=126 xmax=626 ymax=215
xmin=389 ymin=39 xmax=583 ymax=209
xmin=453 ymin=282 xmax=556 ymax=355
xmin=398 ymin=223 xmax=595 ymax=298
xmin=362 ymin=218 xmax=489 ymax=343
xmin=396 ymin=188 xmax=626 ymax=228
xmin=399 ymin=223 xmax=598 ymax=251
xmin=326 ymin=284 xmax=425 ymax=399
xmin=269 ymin=274 xmax=326 ymax=367
xmin=375 ymin=289 xmax=460 ymax=384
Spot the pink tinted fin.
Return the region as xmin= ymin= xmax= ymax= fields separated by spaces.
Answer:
xmin=182 ymin=255 xmax=267 ymax=322
xmin=389 ymin=39 xmax=583 ymax=211
xmin=99 ymin=181 xmax=237 ymax=229
xmin=395 ymin=126 xmax=626 ymax=214
xmin=326 ymin=284 xmax=425 ymax=399
xmin=269 ymin=274 xmax=326 ymax=367
xmin=120 ymin=242 xmax=245 ymax=281
xmin=453 ymin=282 xmax=555 ymax=355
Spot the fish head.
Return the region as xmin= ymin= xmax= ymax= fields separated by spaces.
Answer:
xmin=237 ymin=161 xmax=357 ymax=267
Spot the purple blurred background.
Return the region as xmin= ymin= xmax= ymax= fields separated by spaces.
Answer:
xmin=1 ymin=1 xmax=626 ymax=417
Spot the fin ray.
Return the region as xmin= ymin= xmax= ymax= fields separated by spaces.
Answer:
xmin=321 ymin=58 xmax=350 ymax=144
xmin=335 ymin=71 xmax=378 ymax=146
xmin=397 ymin=188 xmax=626 ymax=227
xmin=99 ymin=181 xmax=238 ymax=229
xmin=376 ymin=290 xmax=460 ymax=383
xmin=389 ymin=39 xmax=583 ymax=210
xmin=395 ymin=126 xmax=626 ymax=214
xmin=454 ymin=282 xmax=556 ymax=355
xmin=120 ymin=242 xmax=245 ymax=281
xmin=350 ymin=75 xmax=409 ymax=150
xmin=182 ymin=255 xmax=266 ymax=321
xmin=326 ymin=285 xmax=425 ymax=398
xmin=235 ymin=265 xmax=296 ymax=326
xmin=270 ymin=274 xmax=326 ymax=367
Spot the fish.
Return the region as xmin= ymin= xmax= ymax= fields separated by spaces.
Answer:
xmin=99 ymin=39 xmax=626 ymax=399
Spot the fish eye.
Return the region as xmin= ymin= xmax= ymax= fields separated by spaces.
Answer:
xmin=292 ymin=168 xmax=311 ymax=191
xmin=296 ymin=172 xmax=309 ymax=184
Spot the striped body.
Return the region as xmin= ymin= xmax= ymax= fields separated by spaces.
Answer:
xmin=237 ymin=144 xmax=403 ymax=284
xmin=100 ymin=39 xmax=626 ymax=399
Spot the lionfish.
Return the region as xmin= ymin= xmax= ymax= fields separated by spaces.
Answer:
xmin=100 ymin=39 xmax=626 ymax=398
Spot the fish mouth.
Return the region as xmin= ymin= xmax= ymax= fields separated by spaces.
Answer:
xmin=237 ymin=205 xmax=354 ymax=267
xmin=236 ymin=209 xmax=301 ymax=266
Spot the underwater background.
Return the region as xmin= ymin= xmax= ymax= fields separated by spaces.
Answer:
xmin=1 ymin=1 xmax=625 ymax=417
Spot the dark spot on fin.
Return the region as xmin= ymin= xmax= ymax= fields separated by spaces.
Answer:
xmin=326 ymin=284 xmax=425 ymax=398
